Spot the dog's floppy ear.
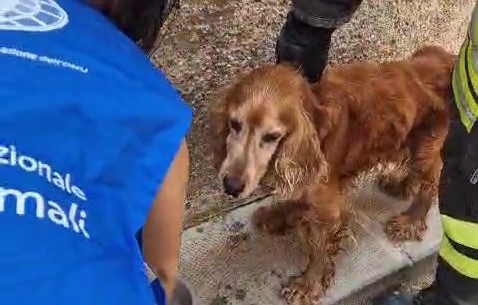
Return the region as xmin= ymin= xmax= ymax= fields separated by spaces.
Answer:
xmin=274 ymin=86 xmax=329 ymax=197
xmin=207 ymin=83 xmax=235 ymax=171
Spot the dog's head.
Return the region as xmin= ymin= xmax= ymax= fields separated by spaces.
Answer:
xmin=208 ymin=64 xmax=329 ymax=198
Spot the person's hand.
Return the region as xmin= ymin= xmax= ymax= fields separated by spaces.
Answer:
xmin=142 ymin=139 xmax=189 ymax=300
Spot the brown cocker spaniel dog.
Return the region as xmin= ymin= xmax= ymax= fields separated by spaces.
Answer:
xmin=208 ymin=46 xmax=455 ymax=305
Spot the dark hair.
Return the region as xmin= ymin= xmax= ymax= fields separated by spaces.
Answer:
xmin=87 ymin=0 xmax=178 ymax=54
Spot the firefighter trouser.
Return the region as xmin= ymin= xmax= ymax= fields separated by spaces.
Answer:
xmin=434 ymin=98 xmax=478 ymax=305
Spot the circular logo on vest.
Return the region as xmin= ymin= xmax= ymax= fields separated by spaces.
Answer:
xmin=0 ymin=0 xmax=68 ymax=32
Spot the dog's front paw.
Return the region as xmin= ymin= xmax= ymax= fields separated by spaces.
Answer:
xmin=281 ymin=276 xmax=324 ymax=305
xmin=385 ymin=214 xmax=427 ymax=242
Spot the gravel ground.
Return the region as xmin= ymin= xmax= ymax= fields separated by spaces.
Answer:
xmin=151 ymin=0 xmax=474 ymax=221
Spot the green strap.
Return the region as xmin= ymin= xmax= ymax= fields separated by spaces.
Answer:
xmin=453 ymin=37 xmax=478 ymax=132
xmin=452 ymin=4 xmax=478 ymax=132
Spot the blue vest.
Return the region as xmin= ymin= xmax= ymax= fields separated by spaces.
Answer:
xmin=0 ymin=1 xmax=192 ymax=304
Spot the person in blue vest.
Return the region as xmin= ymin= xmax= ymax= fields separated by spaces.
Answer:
xmin=0 ymin=1 xmax=191 ymax=305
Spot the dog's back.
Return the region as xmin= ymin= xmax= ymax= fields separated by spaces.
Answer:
xmin=313 ymin=46 xmax=455 ymax=174
xmin=409 ymin=45 xmax=456 ymax=99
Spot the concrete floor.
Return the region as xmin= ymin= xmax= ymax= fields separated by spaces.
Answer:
xmin=152 ymin=178 xmax=444 ymax=305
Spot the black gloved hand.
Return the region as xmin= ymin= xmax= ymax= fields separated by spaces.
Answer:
xmin=275 ymin=12 xmax=335 ymax=83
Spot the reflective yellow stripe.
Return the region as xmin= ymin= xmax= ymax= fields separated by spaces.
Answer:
xmin=442 ymin=214 xmax=478 ymax=250
xmin=453 ymin=38 xmax=478 ymax=132
xmin=458 ymin=39 xmax=478 ymax=117
xmin=440 ymin=236 xmax=478 ymax=279
xmin=454 ymin=3 xmax=478 ymax=132
xmin=453 ymin=68 xmax=475 ymax=132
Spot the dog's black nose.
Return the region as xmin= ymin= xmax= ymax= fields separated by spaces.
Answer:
xmin=223 ymin=176 xmax=245 ymax=197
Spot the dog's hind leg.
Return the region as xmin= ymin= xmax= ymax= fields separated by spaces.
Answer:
xmin=385 ymin=157 xmax=441 ymax=241
xmin=377 ymin=164 xmax=419 ymax=200
xmin=281 ymin=180 xmax=350 ymax=305
xmin=376 ymin=148 xmax=418 ymax=200
xmin=385 ymin=112 xmax=448 ymax=242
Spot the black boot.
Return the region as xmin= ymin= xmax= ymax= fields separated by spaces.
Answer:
xmin=275 ymin=12 xmax=335 ymax=83
xmin=373 ymin=284 xmax=438 ymax=305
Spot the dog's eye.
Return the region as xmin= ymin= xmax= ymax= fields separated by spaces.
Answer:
xmin=262 ymin=132 xmax=281 ymax=143
xmin=230 ymin=119 xmax=242 ymax=133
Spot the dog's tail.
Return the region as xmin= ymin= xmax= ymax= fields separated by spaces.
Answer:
xmin=410 ymin=45 xmax=457 ymax=96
